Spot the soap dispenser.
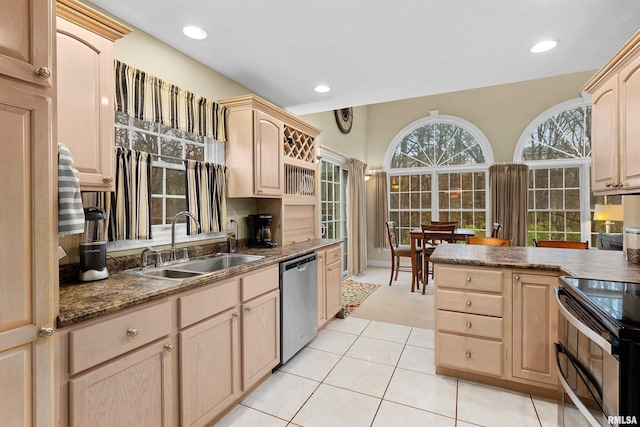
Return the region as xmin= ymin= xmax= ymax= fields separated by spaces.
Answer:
xmin=227 ymin=219 xmax=238 ymax=253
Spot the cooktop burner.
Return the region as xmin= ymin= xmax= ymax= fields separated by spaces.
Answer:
xmin=560 ymin=277 xmax=640 ymax=340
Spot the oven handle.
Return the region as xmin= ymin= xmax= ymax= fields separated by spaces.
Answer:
xmin=555 ymin=287 xmax=612 ymax=354
xmin=555 ymin=343 xmax=604 ymax=427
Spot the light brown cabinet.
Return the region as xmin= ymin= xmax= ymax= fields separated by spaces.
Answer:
xmin=583 ymin=30 xmax=640 ymax=195
xmin=55 ymin=0 xmax=131 ymax=191
xmin=317 ymin=244 xmax=343 ymax=329
xmin=512 ymin=273 xmax=558 ymax=386
xmin=0 ymin=1 xmax=56 ymax=426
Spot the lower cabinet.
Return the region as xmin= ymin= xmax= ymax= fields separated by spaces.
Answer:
xmin=434 ymin=264 xmax=559 ymax=392
xmin=317 ymin=244 xmax=343 ymax=329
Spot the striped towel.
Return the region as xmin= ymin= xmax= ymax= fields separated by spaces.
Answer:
xmin=58 ymin=143 xmax=85 ymax=235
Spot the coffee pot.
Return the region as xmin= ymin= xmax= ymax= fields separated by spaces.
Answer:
xmin=78 ymin=207 xmax=109 ymax=281
xmin=249 ymin=214 xmax=277 ymax=248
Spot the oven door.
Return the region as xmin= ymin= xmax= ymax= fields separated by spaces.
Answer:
xmin=555 ymin=287 xmax=619 ymax=427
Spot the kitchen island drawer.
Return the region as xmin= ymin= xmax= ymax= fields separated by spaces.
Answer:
xmin=436 ymin=265 xmax=503 ymax=292
xmin=69 ymin=300 xmax=172 ymax=375
xmin=178 ymin=277 xmax=239 ymax=328
xmin=436 ymin=332 xmax=503 ymax=377
xmin=436 ymin=289 xmax=502 ymax=317
xmin=436 ymin=310 xmax=503 ymax=340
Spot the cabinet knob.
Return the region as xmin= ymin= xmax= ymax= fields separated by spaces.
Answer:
xmin=466 ymin=322 xmax=472 ymax=329
xmin=466 ymin=351 xmax=472 ymax=358
xmin=256 ymin=189 xmax=263 ymax=193
xmin=465 ymin=277 xmax=471 ymax=282
xmin=103 ymin=176 xmax=114 ymax=184
xmin=245 ymin=306 xmax=252 ymax=311
xmin=466 ymin=300 xmax=472 ymax=306
xmin=34 ymin=67 xmax=51 ymax=78
xmin=232 ymin=311 xmax=240 ymax=318
xmin=37 ymin=326 xmax=54 ymax=338
xmin=164 ymin=343 xmax=174 ymax=352
xmin=126 ymin=328 xmax=139 ymax=337
xmin=514 ymin=275 xmax=520 ymax=282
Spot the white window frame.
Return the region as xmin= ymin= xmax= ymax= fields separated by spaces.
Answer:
xmin=513 ymin=97 xmax=593 ymax=245
xmin=383 ymin=111 xmax=494 ymax=238
xmin=108 ymin=114 xmax=225 ymax=252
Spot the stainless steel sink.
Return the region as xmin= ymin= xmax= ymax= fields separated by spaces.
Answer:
xmin=122 ymin=253 xmax=265 ymax=282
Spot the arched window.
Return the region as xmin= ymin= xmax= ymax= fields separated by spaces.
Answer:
xmin=384 ymin=111 xmax=494 ymax=244
xmin=513 ymin=98 xmax=621 ymax=246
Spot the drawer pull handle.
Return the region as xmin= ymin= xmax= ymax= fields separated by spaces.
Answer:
xmin=465 ymin=277 xmax=471 ymax=282
xmin=37 ymin=326 xmax=54 ymax=338
xmin=466 ymin=300 xmax=472 ymax=306
xmin=466 ymin=322 xmax=472 ymax=328
xmin=34 ymin=67 xmax=51 ymax=78
xmin=164 ymin=344 xmax=174 ymax=352
xmin=126 ymin=328 xmax=139 ymax=337
xmin=466 ymin=351 xmax=471 ymax=358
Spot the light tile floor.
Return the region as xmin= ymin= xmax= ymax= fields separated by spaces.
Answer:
xmin=215 ymin=317 xmax=561 ymax=427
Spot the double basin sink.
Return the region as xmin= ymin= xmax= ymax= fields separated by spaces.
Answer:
xmin=123 ymin=253 xmax=265 ymax=282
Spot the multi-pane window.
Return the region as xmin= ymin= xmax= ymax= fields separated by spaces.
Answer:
xmin=114 ymin=111 xmax=223 ymax=233
xmin=386 ymin=114 xmax=493 ymax=244
xmin=320 ymin=159 xmax=348 ymax=275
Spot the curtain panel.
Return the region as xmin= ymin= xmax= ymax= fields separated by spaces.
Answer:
xmin=373 ymin=171 xmax=389 ymax=249
xmin=108 ymin=147 xmax=153 ymax=241
xmin=489 ymin=163 xmax=529 ymax=246
xmin=114 ymin=60 xmax=227 ymax=142
xmin=185 ymin=160 xmax=227 ymax=234
xmin=348 ymin=158 xmax=368 ymax=275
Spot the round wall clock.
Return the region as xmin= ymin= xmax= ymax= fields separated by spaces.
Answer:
xmin=334 ymin=108 xmax=353 ymax=134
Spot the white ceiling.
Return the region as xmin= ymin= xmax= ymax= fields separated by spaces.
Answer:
xmin=84 ymin=0 xmax=640 ymax=115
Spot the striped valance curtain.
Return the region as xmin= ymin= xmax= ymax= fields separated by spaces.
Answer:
xmin=185 ymin=160 xmax=227 ymax=234
xmin=115 ymin=60 xmax=227 ymax=142
xmin=107 ymin=147 xmax=153 ymax=241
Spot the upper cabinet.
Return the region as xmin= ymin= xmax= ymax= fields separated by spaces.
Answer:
xmin=583 ymin=30 xmax=640 ymax=195
xmin=0 ymin=0 xmax=53 ymax=87
xmin=56 ymin=0 xmax=131 ymax=191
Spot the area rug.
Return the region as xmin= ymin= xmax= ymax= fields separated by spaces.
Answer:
xmin=338 ymin=279 xmax=380 ymax=318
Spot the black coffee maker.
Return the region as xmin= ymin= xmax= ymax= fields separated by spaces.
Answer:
xmin=249 ymin=214 xmax=278 ymax=248
xmin=79 ymin=207 xmax=109 ymax=281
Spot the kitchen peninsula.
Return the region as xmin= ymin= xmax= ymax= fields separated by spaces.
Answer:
xmin=430 ymin=244 xmax=640 ymax=398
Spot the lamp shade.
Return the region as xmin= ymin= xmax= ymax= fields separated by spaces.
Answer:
xmin=594 ymin=204 xmax=624 ymax=222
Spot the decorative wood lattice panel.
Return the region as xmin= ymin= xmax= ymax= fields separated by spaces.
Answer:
xmin=285 ymin=165 xmax=314 ymax=196
xmin=283 ymin=125 xmax=315 ymax=163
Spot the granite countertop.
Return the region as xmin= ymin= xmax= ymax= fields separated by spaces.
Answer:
xmin=430 ymin=244 xmax=640 ymax=282
xmin=57 ymin=239 xmax=341 ymax=328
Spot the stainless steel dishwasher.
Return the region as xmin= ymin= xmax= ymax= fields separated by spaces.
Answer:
xmin=280 ymin=252 xmax=318 ymax=364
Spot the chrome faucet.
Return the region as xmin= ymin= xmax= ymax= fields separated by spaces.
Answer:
xmin=141 ymin=246 xmax=163 ymax=269
xmin=170 ymin=211 xmax=201 ymax=261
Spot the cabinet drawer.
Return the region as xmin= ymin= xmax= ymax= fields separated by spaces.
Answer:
xmin=436 ymin=265 xmax=502 ymax=292
xmin=436 ymin=289 xmax=502 ymax=317
xmin=179 ymin=278 xmax=239 ymax=328
xmin=436 ymin=332 xmax=503 ymax=377
xmin=69 ymin=301 xmax=172 ymax=375
xmin=242 ymin=265 xmax=279 ymax=302
xmin=436 ymin=310 xmax=503 ymax=340
xmin=325 ymin=245 xmax=341 ymax=264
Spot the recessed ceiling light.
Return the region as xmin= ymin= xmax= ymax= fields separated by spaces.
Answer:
xmin=530 ymin=40 xmax=558 ymax=53
xmin=314 ymin=85 xmax=331 ymax=93
xmin=182 ymin=26 xmax=207 ymax=40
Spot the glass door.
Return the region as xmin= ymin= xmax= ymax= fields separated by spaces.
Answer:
xmin=320 ymin=159 xmax=348 ymax=277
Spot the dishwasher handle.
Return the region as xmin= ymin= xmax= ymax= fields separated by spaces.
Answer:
xmin=281 ymin=253 xmax=317 ymax=272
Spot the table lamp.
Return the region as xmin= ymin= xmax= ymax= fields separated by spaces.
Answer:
xmin=594 ymin=204 xmax=624 ymax=233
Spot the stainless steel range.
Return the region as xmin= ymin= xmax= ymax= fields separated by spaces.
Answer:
xmin=556 ymin=277 xmax=640 ymax=427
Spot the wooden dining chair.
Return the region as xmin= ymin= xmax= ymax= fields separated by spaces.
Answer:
xmin=466 ymin=236 xmax=510 ymax=246
xmin=385 ymin=221 xmax=421 ymax=287
xmin=421 ymin=223 xmax=456 ymax=294
xmin=533 ymin=239 xmax=589 ymax=249
xmin=491 ymin=223 xmax=503 ymax=238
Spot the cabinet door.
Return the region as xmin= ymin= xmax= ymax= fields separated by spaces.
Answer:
xmin=590 ymin=78 xmax=619 ymax=193
xmin=69 ymin=339 xmax=173 ymax=427
xmin=619 ymin=54 xmax=640 ymax=191
xmin=316 ymin=250 xmax=327 ymax=328
xmin=512 ymin=273 xmax=558 ymax=385
xmin=0 ymin=82 xmax=55 ymax=426
xmin=254 ymin=110 xmax=283 ymax=196
xmin=56 ymin=17 xmax=115 ymax=191
xmin=180 ymin=309 xmax=241 ymax=427
xmin=0 ymin=0 xmax=52 ymax=87
xmin=326 ymin=261 xmax=343 ymax=319
xmin=242 ymin=290 xmax=280 ymax=390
